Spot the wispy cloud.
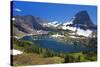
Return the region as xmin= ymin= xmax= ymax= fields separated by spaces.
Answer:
xmin=15 ymin=8 xmax=22 ymax=12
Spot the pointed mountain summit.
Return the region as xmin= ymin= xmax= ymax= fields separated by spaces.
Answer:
xmin=74 ymin=11 xmax=94 ymax=26
xmin=61 ymin=11 xmax=97 ymax=37
xmin=65 ymin=11 xmax=96 ymax=30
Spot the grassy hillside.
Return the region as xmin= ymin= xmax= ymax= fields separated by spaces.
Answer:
xmin=12 ymin=37 xmax=97 ymax=66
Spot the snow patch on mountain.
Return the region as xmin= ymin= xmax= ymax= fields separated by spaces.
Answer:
xmin=76 ymin=28 xmax=92 ymax=37
xmin=12 ymin=49 xmax=23 ymax=55
xmin=63 ymin=17 xmax=75 ymax=26
xmin=61 ymin=26 xmax=92 ymax=37
xmin=48 ymin=21 xmax=61 ymax=27
xmin=51 ymin=34 xmax=64 ymax=38
xmin=62 ymin=26 xmax=76 ymax=31
xmin=63 ymin=21 xmax=73 ymax=26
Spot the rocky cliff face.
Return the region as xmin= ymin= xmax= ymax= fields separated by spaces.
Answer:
xmin=12 ymin=15 xmax=48 ymax=36
xmin=66 ymin=11 xmax=96 ymax=30
xmin=61 ymin=11 xmax=97 ymax=37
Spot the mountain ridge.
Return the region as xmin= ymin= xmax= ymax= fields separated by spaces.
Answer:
xmin=12 ymin=10 xmax=97 ymax=37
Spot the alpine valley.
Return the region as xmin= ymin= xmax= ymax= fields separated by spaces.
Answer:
xmin=12 ymin=11 xmax=97 ymax=65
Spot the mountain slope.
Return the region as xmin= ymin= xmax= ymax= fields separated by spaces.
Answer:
xmin=12 ymin=15 xmax=48 ymax=36
xmin=61 ymin=11 xmax=97 ymax=37
xmin=64 ymin=11 xmax=96 ymax=30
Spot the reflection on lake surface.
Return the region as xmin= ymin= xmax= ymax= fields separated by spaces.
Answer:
xmin=21 ymin=35 xmax=96 ymax=53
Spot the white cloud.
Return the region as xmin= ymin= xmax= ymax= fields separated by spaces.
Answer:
xmin=15 ymin=8 xmax=22 ymax=12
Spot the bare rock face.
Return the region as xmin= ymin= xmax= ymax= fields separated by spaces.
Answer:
xmin=12 ymin=15 xmax=48 ymax=36
xmin=66 ymin=11 xmax=96 ymax=30
xmin=74 ymin=11 xmax=93 ymax=25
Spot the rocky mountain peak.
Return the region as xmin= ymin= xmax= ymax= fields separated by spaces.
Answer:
xmin=74 ymin=11 xmax=94 ymax=26
xmin=66 ymin=11 xmax=96 ymax=30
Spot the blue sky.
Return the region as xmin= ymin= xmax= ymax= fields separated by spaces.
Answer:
xmin=11 ymin=1 xmax=97 ymax=24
